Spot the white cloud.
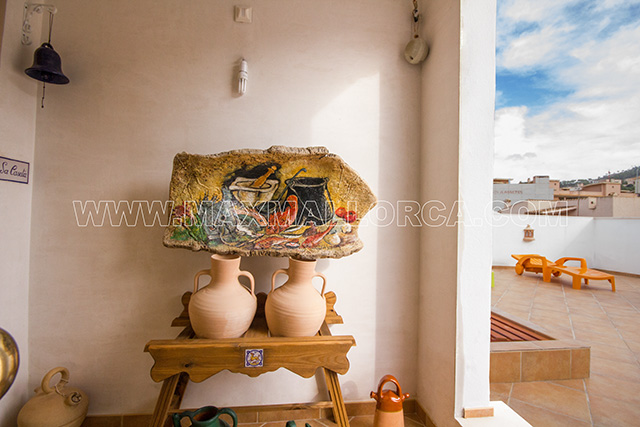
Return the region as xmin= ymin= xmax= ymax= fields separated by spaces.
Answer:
xmin=495 ymin=0 xmax=640 ymax=181
xmin=597 ymin=0 xmax=640 ymax=11
xmin=499 ymin=0 xmax=566 ymax=25
xmin=499 ymin=24 xmax=574 ymax=71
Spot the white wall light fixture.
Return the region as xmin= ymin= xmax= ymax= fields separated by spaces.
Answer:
xmin=238 ymin=58 xmax=248 ymax=95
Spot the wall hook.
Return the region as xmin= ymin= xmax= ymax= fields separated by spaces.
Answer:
xmin=22 ymin=3 xmax=57 ymax=45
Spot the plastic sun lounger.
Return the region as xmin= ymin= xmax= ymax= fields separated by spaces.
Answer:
xmin=511 ymin=254 xmax=615 ymax=292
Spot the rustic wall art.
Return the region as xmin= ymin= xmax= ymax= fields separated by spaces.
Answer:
xmin=164 ymin=146 xmax=377 ymax=259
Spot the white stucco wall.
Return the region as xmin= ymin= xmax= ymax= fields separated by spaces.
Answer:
xmin=492 ymin=214 xmax=640 ymax=276
xmin=0 ymin=1 xmax=502 ymax=424
xmin=26 ymin=0 xmax=422 ymax=416
xmin=492 ymin=214 xmax=595 ymax=267
xmin=417 ymin=0 xmax=496 ymax=424
xmin=455 ymin=0 xmax=496 ymax=418
xmin=592 ymin=218 xmax=640 ymax=275
xmin=418 ymin=0 xmax=461 ymax=424
xmin=0 ymin=0 xmax=39 ymax=423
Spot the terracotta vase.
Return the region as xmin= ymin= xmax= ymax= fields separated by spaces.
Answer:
xmin=265 ymin=258 xmax=327 ymax=337
xmin=17 ymin=367 xmax=89 ymax=427
xmin=189 ymin=254 xmax=257 ymax=339
xmin=370 ymin=375 xmax=409 ymax=427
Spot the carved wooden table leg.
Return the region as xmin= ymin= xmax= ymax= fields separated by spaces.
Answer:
xmin=150 ymin=320 xmax=194 ymax=427
xmin=146 ymin=292 xmax=354 ymax=427
xmin=324 ymin=368 xmax=350 ymax=427
xmin=150 ymin=372 xmax=190 ymax=427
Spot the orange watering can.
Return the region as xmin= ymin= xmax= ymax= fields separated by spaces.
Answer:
xmin=370 ymin=374 xmax=409 ymax=427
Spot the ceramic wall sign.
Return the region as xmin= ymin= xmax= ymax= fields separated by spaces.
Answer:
xmin=164 ymin=146 xmax=377 ymax=259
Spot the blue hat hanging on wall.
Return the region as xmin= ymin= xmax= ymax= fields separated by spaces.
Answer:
xmin=23 ymin=4 xmax=69 ymax=107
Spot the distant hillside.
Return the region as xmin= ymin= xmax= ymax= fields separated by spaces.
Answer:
xmin=560 ymin=165 xmax=639 ymax=187
xmin=597 ymin=166 xmax=640 ymax=181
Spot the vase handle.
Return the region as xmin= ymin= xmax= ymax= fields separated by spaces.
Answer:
xmin=41 ymin=367 xmax=70 ymax=395
xmin=238 ymin=271 xmax=256 ymax=296
xmin=218 ymin=407 xmax=238 ymax=427
xmin=193 ymin=269 xmax=211 ymax=293
xmin=313 ymin=272 xmax=327 ymax=296
xmin=270 ymin=269 xmax=288 ymax=292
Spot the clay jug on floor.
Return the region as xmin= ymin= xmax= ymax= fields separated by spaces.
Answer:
xmin=17 ymin=367 xmax=88 ymax=427
xmin=370 ymin=375 xmax=409 ymax=427
xmin=265 ymin=258 xmax=327 ymax=337
xmin=189 ymin=254 xmax=257 ymax=339
xmin=172 ymin=406 xmax=237 ymax=427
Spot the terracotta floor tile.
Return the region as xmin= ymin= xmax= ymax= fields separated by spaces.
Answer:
xmin=618 ymin=329 xmax=640 ymax=344
xmin=508 ymin=398 xmax=591 ymax=427
xmin=122 ymin=415 xmax=152 ymax=427
xmin=611 ymin=320 xmax=640 ymax=334
xmin=589 ymin=393 xmax=640 ymax=427
xmin=589 ymin=356 xmax=640 ymax=382
xmin=494 ymin=306 xmax=531 ymax=319
xmin=549 ymin=379 xmax=585 ymax=391
xmin=529 ymin=316 xmax=572 ymax=331
xmin=531 ymin=301 xmax=568 ymax=313
xmin=493 ymin=271 xmax=640 ymax=426
xmin=570 ymin=311 xmax=610 ymax=322
xmin=545 ymin=326 xmax=575 ymax=339
xmin=316 ymin=419 xmax=338 ymax=427
xmin=530 ymin=306 xmax=570 ymax=317
xmin=498 ymin=299 xmax=534 ymax=310
xmin=490 ymin=382 xmax=512 ymax=403
xmin=510 ymin=381 xmax=591 ymax=421
xmin=573 ymin=329 xmax=628 ymax=348
xmin=566 ymin=304 xmax=606 ymax=315
xmin=571 ymin=317 xmax=617 ymax=330
xmin=521 ymin=350 xmax=571 ymax=382
xmin=404 ymin=416 xmax=426 ymax=427
xmin=81 ymin=417 xmax=122 ymax=427
xmin=624 ymin=338 xmax=640 ymax=353
xmin=585 ymin=372 xmax=640 ymax=404
xmin=347 ymin=415 xmax=374 ymax=426
xmin=588 ymin=343 xmax=638 ymax=364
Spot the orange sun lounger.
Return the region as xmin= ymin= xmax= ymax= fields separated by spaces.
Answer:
xmin=511 ymin=254 xmax=615 ymax=292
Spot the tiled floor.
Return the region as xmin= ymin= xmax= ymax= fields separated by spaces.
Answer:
xmin=84 ymin=268 xmax=639 ymax=427
xmin=236 ymin=414 xmax=426 ymax=426
xmin=491 ymin=266 xmax=640 ymax=427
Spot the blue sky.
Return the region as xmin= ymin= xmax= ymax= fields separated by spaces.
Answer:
xmin=494 ymin=0 xmax=640 ymax=182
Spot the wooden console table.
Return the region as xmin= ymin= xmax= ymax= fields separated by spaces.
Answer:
xmin=145 ymin=291 xmax=355 ymax=427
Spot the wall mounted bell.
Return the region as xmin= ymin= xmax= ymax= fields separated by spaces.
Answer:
xmin=25 ymin=42 xmax=69 ymax=85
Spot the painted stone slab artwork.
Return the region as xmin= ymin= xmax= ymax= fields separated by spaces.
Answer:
xmin=164 ymin=146 xmax=377 ymax=259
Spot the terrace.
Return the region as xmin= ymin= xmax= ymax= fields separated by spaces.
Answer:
xmin=490 ymin=215 xmax=640 ymax=426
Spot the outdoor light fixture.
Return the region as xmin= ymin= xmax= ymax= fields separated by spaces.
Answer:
xmin=523 ymin=224 xmax=535 ymax=242
xmin=238 ymin=58 xmax=248 ymax=95
xmin=22 ymin=3 xmax=69 ymax=108
xmin=404 ymin=0 xmax=428 ymax=65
